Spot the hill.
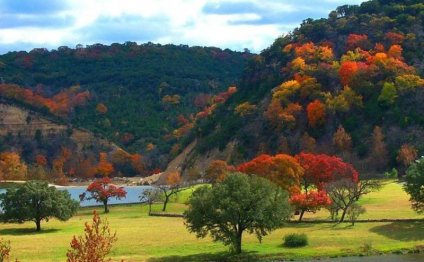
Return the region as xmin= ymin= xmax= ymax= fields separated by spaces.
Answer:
xmin=0 ymin=43 xmax=251 ymax=176
xmin=180 ymin=0 xmax=424 ymax=176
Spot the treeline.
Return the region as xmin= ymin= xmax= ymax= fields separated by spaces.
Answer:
xmin=0 ymin=43 xmax=251 ymax=171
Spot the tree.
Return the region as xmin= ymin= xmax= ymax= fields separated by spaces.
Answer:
xmin=324 ymin=179 xmax=381 ymax=222
xmin=369 ymin=126 xmax=389 ymax=171
xmin=238 ymin=154 xmax=303 ymax=194
xmin=378 ymin=82 xmax=398 ymax=105
xmin=66 ymin=211 xmax=117 ymax=262
xmin=346 ymin=203 xmax=366 ymax=226
xmin=290 ymin=190 xmax=331 ymax=221
xmin=184 ymin=173 xmax=291 ymax=254
xmin=0 ymin=181 xmax=79 ymax=231
xmin=159 ymin=172 xmax=184 ymax=212
xmin=404 ymin=157 xmax=424 ymax=213
xmin=306 ymin=100 xmax=325 ymax=128
xmin=205 ymin=160 xmax=235 ymax=183
xmin=83 ymin=178 xmax=127 ymax=213
xmin=333 ymin=125 xmax=352 ymax=152
xmin=96 ymin=153 xmax=114 ymax=177
xmin=396 ymin=144 xmax=418 ymax=169
xmin=0 ymin=152 xmax=27 ymax=181
xmin=139 ymin=187 xmax=161 ymax=215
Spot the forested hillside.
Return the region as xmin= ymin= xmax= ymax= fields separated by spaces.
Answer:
xmin=185 ymin=0 xmax=424 ymax=175
xmin=0 ymin=43 xmax=250 ymax=177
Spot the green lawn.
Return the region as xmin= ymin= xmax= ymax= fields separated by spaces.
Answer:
xmin=1 ymin=180 xmax=423 ymax=261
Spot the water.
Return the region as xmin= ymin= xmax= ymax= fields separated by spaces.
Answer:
xmin=0 ymin=185 xmax=152 ymax=207
xmin=307 ymin=253 xmax=424 ymax=261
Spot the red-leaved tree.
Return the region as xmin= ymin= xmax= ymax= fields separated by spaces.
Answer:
xmin=290 ymin=190 xmax=331 ymax=221
xmin=83 ymin=178 xmax=127 ymax=213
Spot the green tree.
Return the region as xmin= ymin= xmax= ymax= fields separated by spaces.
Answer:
xmin=0 ymin=181 xmax=79 ymax=231
xmin=184 ymin=173 xmax=291 ymax=254
xmin=404 ymin=157 xmax=424 ymax=213
xmin=378 ymin=82 xmax=398 ymax=105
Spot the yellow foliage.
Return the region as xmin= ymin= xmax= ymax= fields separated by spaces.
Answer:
xmin=273 ymin=80 xmax=301 ymax=102
xmin=234 ymin=102 xmax=257 ymax=117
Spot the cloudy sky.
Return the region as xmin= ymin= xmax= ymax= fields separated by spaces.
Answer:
xmin=0 ymin=0 xmax=364 ymax=54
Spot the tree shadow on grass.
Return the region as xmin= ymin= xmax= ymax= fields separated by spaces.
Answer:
xmin=0 ymin=227 xmax=60 ymax=235
xmin=370 ymin=221 xmax=424 ymax=241
xmin=146 ymin=251 xmax=261 ymax=262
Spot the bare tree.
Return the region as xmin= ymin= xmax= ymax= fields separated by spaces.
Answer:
xmin=325 ymin=179 xmax=381 ymax=222
xmin=159 ymin=172 xmax=184 ymax=212
xmin=139 ymin=187 xmax=161 ymax=215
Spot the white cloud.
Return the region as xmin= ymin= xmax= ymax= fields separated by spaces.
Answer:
xmin=0 ymin=0 xmax=364 ymax=54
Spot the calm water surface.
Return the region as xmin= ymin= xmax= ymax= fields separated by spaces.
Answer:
xmin=0 ymin=185 xmax=151 ymax=207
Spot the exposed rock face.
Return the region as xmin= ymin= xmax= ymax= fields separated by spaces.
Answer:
xmin=0 ymin=103 xmax=119 ymax=151
xmin=0 ymin=103 xmax=67 ymax=137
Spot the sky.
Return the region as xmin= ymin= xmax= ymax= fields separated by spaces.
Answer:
xmin=0 ymin=0 xmax=364 ymax=54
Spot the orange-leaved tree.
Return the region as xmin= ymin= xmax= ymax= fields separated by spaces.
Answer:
xmin=306 ymin=100 xmax=325 ymax=128
xmin=205 ymin=160 xmax=235 ymax=184
xmin=66 ymin=211 xmax=117 ymax=262
xmin=237 ymin=154 xmax=303 ymax=194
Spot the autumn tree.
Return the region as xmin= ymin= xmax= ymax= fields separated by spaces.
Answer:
xmin=66 ymin=211 xmax=117 ymax=262
xmin=306 ymin=100 xmax=325 ymax=128
xmin=97 ymin=152 xmax=114 ymax=177
xmin=290 ymin=190 xmax=331 ymax=221
xmin=184 ymin=173 xmax=291 ymax=254
xmin=95 ymin=103 xmax=108 ymax=114
xmin=205 ymin=160 xmax=235 ymax=183
xmin=293 ymin=153 xmax=359 ymax=221
xmin=82 ymin=178 xmax=127 ymax=213
xmin=159 ymin=172 xmax=184 ymax=212
xmin=369 ymin=126 xmax=389 ymax=171
xmin=333 ymin=125 xmax=352 ymax=152
xmin=238 ymin=154 xmax=303 ymax=194
xmin=397 ymin=144 xmax=418 ymax=169
xmin=0 ymin=152 xmax=27 ymax=181
xmin=0 ymin=181 xmax=79 ymax=231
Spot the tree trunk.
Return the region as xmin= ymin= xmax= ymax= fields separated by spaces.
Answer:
xmin=104 ymin=199 xmax=109 ymax=213
xmin=234 ymin=230 xmax=243 ymax=254
xmin=339 ymin=207 xmax=348 ymax=222
xmin=148 ymin=203 xmax=152 ymax=215
xmin=299 ymin=210 xmax=305 ymax=222
xmin=35 ymin=219 xmax=41 ymax=232
xmin=162 ymin=195 xmax=169 ymax=212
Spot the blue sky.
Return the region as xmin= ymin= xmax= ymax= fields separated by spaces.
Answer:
xmin=0 ymin=0 xmax=364 ymax=54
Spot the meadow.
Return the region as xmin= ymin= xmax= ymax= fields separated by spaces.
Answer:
xmin=0 ymin=180 xmax=423 ymax=261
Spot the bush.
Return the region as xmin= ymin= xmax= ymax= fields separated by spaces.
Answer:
xmin=283 ymin=233 xmax=308 ymax=247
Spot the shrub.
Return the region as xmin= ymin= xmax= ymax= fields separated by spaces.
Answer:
xmin=283 ymin=233 xmax=308 ymax=247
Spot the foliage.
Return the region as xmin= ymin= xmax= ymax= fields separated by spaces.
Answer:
xmin=0 ymin=239 xmax=11 ymax=262
xmin=404 ymin=156 xmax=424 ymax=213
xmin=290 ymin=191 xmax=331 ymax=221
xmin=306 ymin=100 xmax=325 ymax=128
xmin=0 ymin=181 xmax=79 ymax=231
xmin=384 ymin=168 xmax=398 ymax=179
xmin=66 ymin=211 xmax=117 ymax=262
xmin=346 ymin=203 xmax=366 ymax=226
xmin=283 ymin=233 xmax=308 ymax=248
xmin=0 ymin=152 xmax=27 ymax=180
xmin=397 ymin=144 xmax=418 ymax=168
xmin=184 ymin=173 xmax=291 ymax=254
xmin=237 ymin=154 xmax=304 ymax=194
xmin=332 ymin=125 xmax=352 ymax=152
xmin=83 ymin=178 xmax=127 ymax=213
xmin=204 ymin=160 xmax=235 ymax=183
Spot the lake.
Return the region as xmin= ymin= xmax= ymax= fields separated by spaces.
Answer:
xmin=0 ymin=185 xmax=152 ymax=207
xmin=307 ymin=253 xmax=424 ymax=262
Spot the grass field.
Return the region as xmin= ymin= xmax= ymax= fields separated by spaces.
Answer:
xmin=0 ymin=180 xmax=423 ymax=261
